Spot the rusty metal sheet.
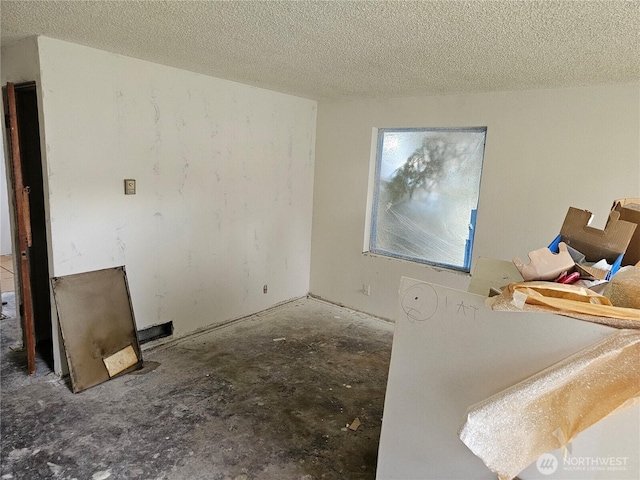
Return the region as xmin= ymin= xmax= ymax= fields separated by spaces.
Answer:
xmin=52 ymin=266 xmax=142 ymax=392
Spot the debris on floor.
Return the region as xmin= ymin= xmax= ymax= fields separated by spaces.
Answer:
xmin=1 ymin=297 xmax=393 ymax=479
xmin=349 ymin=417 xmax=361 ymax=431
xmin=91 ymin=471 xmax=112 ymax=480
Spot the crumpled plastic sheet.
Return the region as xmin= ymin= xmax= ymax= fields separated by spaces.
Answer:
xmin=488 ymin=281 xmax=640 ymax=329
xmin=508 ymin=281 xmax=640 ymax=320
xmin=459 ymin=329 xmax=640 ymax=480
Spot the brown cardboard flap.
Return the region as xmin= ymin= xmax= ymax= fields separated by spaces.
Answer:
xmin=575 ymin=264 xmax=609 ymax=281
xmin=559 ymin=207 xmax=637 ymax=263
xmin=612 ymin=198 xmax=640 ymax=266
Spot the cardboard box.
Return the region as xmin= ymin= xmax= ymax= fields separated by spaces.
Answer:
xmin=548 ymin=207 xmax=637 ymax=280
xmin=612 ymin=198 xmax=640 ymax=266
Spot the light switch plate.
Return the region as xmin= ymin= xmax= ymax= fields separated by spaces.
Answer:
xmin=124 ymin=179 xmax=136 ymax=195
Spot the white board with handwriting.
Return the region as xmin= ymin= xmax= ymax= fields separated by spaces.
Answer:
xmin=376 ymin=277 xmax=639 ymax=480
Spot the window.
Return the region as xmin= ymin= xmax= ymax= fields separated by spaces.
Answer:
xmin=369 ymin=128 xmax=486 ymax=272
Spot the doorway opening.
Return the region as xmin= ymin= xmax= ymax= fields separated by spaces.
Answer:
xmin=3 ymin=81 xmax=53 ymax=372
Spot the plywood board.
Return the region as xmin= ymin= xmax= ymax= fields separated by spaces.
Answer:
xmin=376 ymin=277 xmax=639 ymax=479
xmin=52 ymin=266 xmax=142 ymax=392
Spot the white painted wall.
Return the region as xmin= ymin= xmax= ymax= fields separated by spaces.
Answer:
xmin=310 ymin=84 xmax=640 ymax=320
xmin=32 ymin=37 xmax=316 ymax=373
xmin=0 ymin=147 xmax=11 ymax=255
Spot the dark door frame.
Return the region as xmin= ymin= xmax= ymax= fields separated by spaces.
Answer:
xmin=3 ymin=81 xmax=52 ymax=374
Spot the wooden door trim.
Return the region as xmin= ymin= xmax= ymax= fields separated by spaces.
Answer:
xmin=5 ymin=81 xmax=36 ymax=374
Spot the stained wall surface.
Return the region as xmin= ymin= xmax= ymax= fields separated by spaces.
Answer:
xmin=310 ymin=84 xmax=640 ymax=320
xmin=29 ymin=37 xmax=316 ymax=372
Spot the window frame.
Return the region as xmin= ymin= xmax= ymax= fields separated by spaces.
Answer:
xmin=368 ymin=127 xmax=487 ymax=272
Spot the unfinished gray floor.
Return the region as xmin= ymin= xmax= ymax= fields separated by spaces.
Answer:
xmin=1 ymin=293 xmax=394 ymax=480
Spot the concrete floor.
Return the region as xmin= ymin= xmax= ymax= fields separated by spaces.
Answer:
xmin=1 ymin=293 xmax=394 ymax=480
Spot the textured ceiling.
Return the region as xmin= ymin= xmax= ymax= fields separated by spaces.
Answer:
xmin=1 ymin=1 xmax=639 ymax=99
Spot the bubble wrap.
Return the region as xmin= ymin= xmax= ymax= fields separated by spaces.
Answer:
xmin=459 ymin=329 xmax=640 ymax=480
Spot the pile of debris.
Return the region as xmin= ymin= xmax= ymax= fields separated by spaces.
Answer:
xmin=493 ymin=198 xmax=640 ymax=325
